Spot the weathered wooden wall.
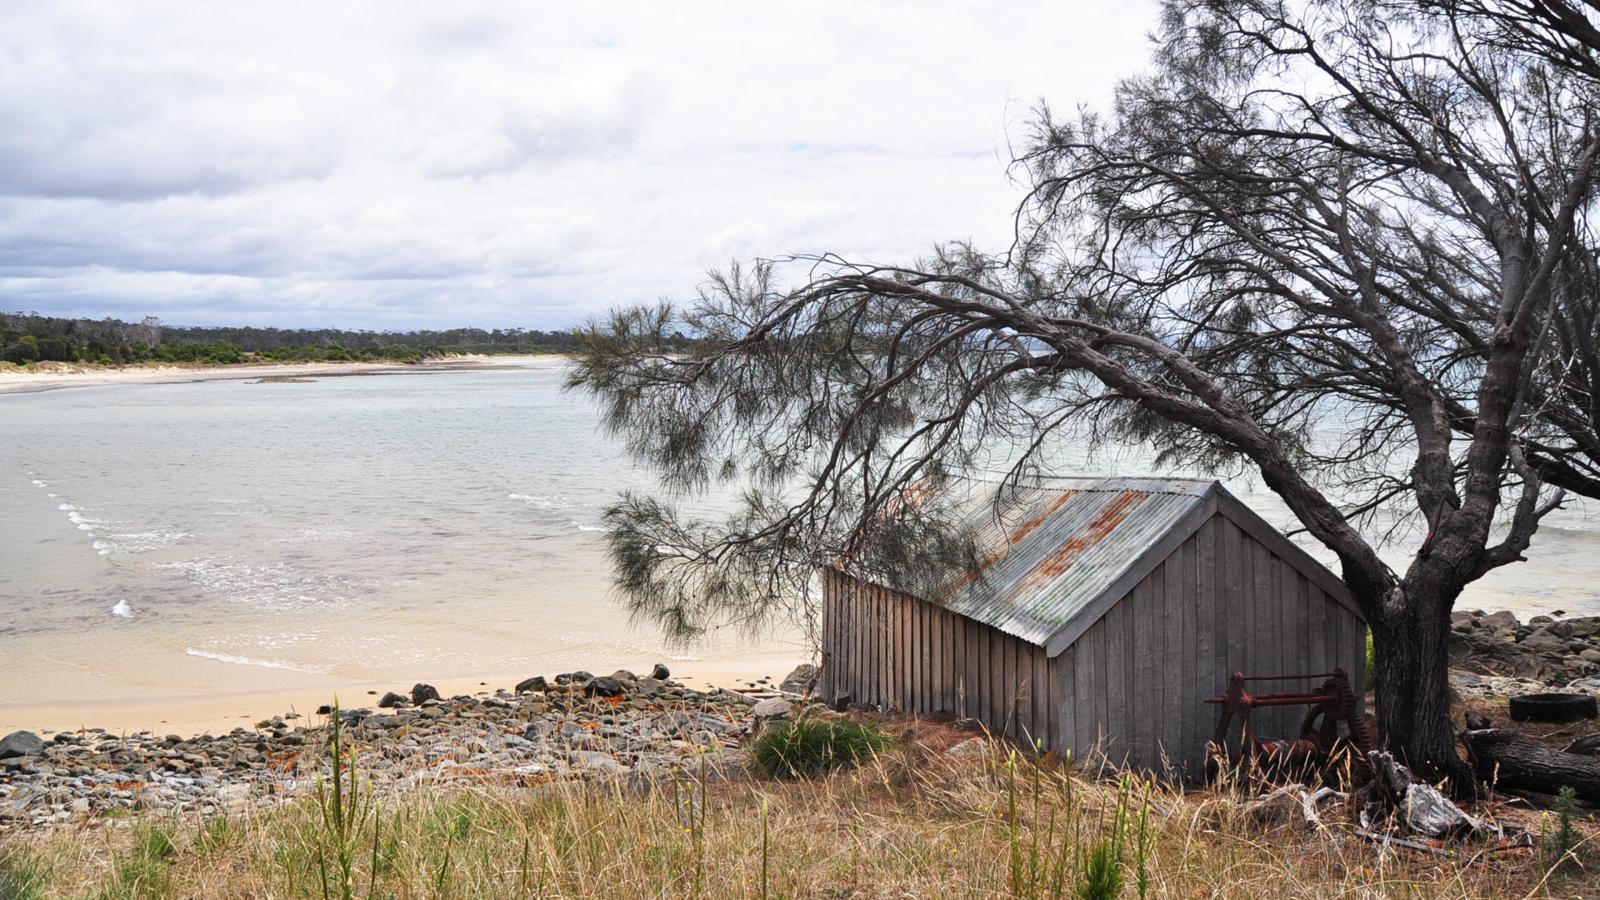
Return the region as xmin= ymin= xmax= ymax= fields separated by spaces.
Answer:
xmin=1050 ymin=514 xmax=1364 ymax=774
xmin=819 ymin=508 xmax=1366 ymax=777
xmin=820 ymin=569 xmax=1058 ymax=749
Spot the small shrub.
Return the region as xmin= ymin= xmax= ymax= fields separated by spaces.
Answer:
xmin=750 ymin=715 xmax=888 ymax=779
xmin=1077 ymin=839 xmax=1123 ymax=900
xmin=1544 ymin=785 xmax=1582 ymax=875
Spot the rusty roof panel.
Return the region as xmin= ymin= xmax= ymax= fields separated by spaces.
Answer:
xmin=880 ymin=475 xmax=1218 ymax=649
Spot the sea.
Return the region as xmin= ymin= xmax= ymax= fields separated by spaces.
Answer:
xmin=2 ymin=358 xmax=1597 ymax=726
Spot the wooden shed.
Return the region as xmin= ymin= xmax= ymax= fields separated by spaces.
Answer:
xmin=817 ymin=476 xmax=1365 ymax=774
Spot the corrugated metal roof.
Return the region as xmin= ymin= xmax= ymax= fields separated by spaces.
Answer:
xmin=865 ymin=475 xmax=1220 ymax=648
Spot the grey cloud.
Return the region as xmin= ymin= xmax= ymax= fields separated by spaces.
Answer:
xmin=0 ymin=0 xmax=1156 ymax=329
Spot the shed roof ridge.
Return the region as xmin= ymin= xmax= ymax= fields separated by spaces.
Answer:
xmin=960 ymin=471 xmax=1222 ymax=496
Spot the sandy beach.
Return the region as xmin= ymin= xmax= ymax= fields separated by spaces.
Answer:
xmin=0 ymin=355 xmax=547 ymax=396
xmin=0 ymin=649 xmax=808 ymax=738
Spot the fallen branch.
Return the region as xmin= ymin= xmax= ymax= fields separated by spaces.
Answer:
xmin=1462 ymin=727 xmax=1600 ymax=803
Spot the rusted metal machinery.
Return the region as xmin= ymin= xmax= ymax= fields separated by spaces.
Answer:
xmin=1204 ymin=668 xmax=1377 ymax=781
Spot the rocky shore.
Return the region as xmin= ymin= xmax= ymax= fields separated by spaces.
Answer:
xmin=4 ymin=616 xmax=1595 ymax=835
xmin=1450 ymin=608 xmax=1600 ymax=691
xmin=0 ymin=666 xmax=808 ymax=832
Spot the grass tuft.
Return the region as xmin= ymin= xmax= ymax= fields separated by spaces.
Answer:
xmin=750 ymin=714 xmax=888 ymax=779
xmin=0 ymin=847 xmax=49 ymax=900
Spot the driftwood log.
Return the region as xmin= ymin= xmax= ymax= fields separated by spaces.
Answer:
xmin=1462 ymin=727 xmax=1600 ymax=803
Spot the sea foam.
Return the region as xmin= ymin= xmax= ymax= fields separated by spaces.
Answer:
xmin=111 ymin=599 xmax=132 ymax=617
xmin=184 ymin=647 xmax=327 ymax=673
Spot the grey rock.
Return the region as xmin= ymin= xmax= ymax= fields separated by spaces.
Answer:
xmin=650 ymin=663 xmax=671 ymax=680
xmin=0 ymin=731 xmax=45 ymax=760
xmin=377 ymin=692 xmax=409 ymax=709
xmin=556 ymin=671 xmax=592 ymax=686
xmin=571 ymin=751 xmax=625 ymax=774
xmin=515 ymin=676 xmax=548 ymax=694
xmin=583 ymin=676 xmax=626 ymax=697
xmin=411 ymin=683 xmax=441 ymax=705
xmin=779 ymin=664 xmax=818 ymax=694
xmin=1483 ymin=610 xmax=1520 ymax=631
xmin=751 ymin=698 xmax=794 ymax=719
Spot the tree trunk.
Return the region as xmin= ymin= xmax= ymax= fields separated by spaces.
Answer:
xmin=1462 ymin=728 xmax=1600 ymax=803
xmin=1370 ymin=588 xmax=1474 ymax=788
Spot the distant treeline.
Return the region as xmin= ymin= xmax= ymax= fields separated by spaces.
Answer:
xmin=0 ymin=312 xmax=653 ymax=366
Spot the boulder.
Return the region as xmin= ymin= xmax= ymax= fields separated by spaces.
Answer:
xmin=556 ymin=671 xmax=592 ymax=686
xmin=515 ymin=675 xmax=548 ymax=694
xmin=650 ymin=663 xmax=671 ymax=680
xmin=0 ymin=731 xmax=45 ymax=760
xmin=610 ymin=670 xmax=637 ymax=685
xmin=1483 ymin=610 xmax=1521 ymax=631
xmin=751 ymin=698 xmax=794 ymax=719
xmin=410 ymin=683 xmax=441 ymax=705
xmin=779 ymin=664 xmax=818 ymax=695
xmin=377 ymin=691 xmax=408 ymax=709
xmin=583 ymin=676 xmax=626 ymax=697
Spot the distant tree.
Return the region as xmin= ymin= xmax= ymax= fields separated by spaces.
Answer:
xmin=3 ymin=335 xmax=39 ymax=364
xmin=569 ymin=0 xmax=1600 ymax=785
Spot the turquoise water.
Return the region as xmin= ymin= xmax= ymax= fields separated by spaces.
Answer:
xmin=1 ymin=359 xmax=1597 ymax=716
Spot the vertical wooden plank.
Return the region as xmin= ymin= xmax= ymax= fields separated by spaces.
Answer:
xmin=919 ymin=603 xmax=930 ymax=713
xmin=903 ymin=596 xmax=913 ymax=714
xmin=1249 ymin=539 xmax=1273 ymax=730
xmin=1308 ymin=586 xmax=1328 ymax=677
xmin=965 ymin=616 xmax=978 ymax=720
xmin=1055 ymin=649 xmax=1075 ymax=756
xmin=876 ymin=587 xmax=885 ymax=707
xmin=985 ymin=627 xmax=998 ymax=735
xmin=966 ymin=619 xmax=981 ymax=723
xmin=1004 ymin=633 xmax=1019 ymax=739
xmin=1073 ymin=625 xmax=1094 ymax=753
xmin=907 ymin=599 xmax=917 ymax=713
xmin=915 ymin=600 xmax=925 ymax=713
xmin=1223 ymin=519 xmax=1245 ymax=683
xmin=1162 ymin=546 xmax=1184 ymax=774
xmin=1133 ymin=574 xmax=1155 ymax=770
xmin=923 ymin=603 xmax=933 ymax=713
xmin=839 ymin=580 xmax=851 ymax=703
xmin=1188 ymin=522 xmax=1214 ymax=774
xmin=823 ymin=576 xmax=835 ymax=701
xmin=937 ymin=608 xmax=950 ymax=713
xmin=901 ymin=595 xmax=912 ymax=713
xmin=1032 ymin=643 xmax=1048 ymax=750
xmin=897 ymin=597 xmax=907 ymax=713
xmin=1107 ymin=602 xmax=1132 ymax=762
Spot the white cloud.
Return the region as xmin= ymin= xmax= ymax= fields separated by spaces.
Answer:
xmin=0 ymin=0 xmax=1156 ymax=329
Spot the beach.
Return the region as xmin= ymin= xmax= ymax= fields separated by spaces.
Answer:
xmin=1 ymin=358 xmax=808 ymax=740
xmin=0 ymin=356 xmax=532 ymax=396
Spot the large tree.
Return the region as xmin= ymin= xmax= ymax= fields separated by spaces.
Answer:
xmin=570 ymin=0 xmax=1600 ymax=785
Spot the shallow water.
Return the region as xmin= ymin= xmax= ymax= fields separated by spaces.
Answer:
xmin=1 ymin=359 xmax=1597 ymax=721
xmin=0 ymin=360 xmax=801 ymax=717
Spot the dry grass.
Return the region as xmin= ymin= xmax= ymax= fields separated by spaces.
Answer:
xmin=0 ymin=719 xmax=1590 ymax=899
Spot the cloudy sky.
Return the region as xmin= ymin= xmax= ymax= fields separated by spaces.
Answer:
xmin=1 ymin=1 xmax=1156 ymax=330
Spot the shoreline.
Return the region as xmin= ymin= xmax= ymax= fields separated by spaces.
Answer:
xmin=0 ymin=354 xmax=561 ymax=396
xmin=0 ymin=652 xmax=808 ymax=738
